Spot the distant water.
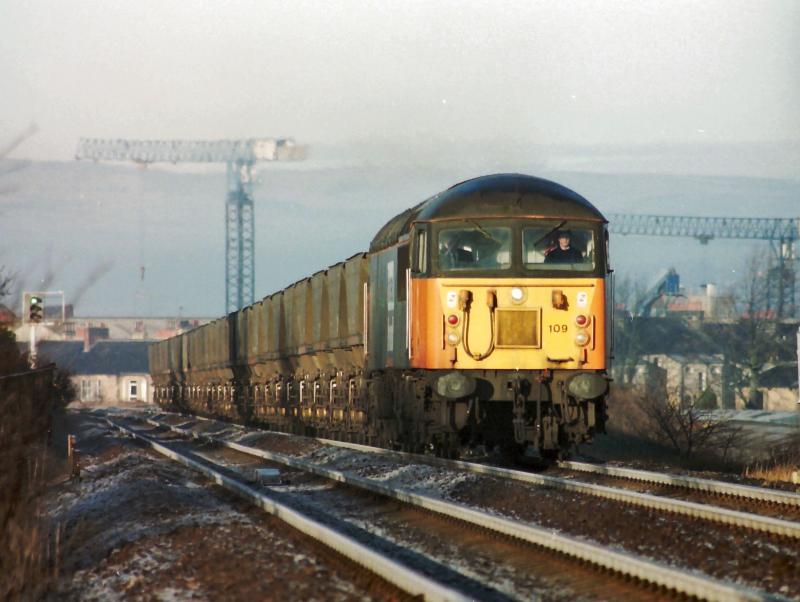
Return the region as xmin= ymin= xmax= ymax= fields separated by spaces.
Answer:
xmin=1 ymin=157 xmax=797 ymax=317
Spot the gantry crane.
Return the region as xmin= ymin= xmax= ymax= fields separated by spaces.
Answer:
xmin=76 ymin=138 xmax=304 ymax=313
xmin=608 ymin=214 xmax=800 ymax=319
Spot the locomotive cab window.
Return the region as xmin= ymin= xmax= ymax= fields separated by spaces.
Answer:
xmin=522 ymin=222 xmax=596 ymax=271
xmin=412 ymin=228 xmax=428 ymax=274
xmin=437 ymin=225 xmax=511 ymax=271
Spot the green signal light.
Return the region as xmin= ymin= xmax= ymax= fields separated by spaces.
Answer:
xmin=28 ymin=295 xmax=44 ymax=323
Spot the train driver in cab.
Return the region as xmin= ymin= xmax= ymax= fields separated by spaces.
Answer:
xmin=544 ymin=230 xmax=583 ymax=264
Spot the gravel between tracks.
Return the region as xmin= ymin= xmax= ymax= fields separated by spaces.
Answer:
xmin=135 ymin=413 xmax=800 ymax=599
xmin=204 ymin=423 xmax=800 ymax=600
xmin=46 ymin=411 xmax=407 ymax=601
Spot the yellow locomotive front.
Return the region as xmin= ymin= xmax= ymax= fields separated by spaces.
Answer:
xmin=368 ymin=174 xmax=610 ymax=458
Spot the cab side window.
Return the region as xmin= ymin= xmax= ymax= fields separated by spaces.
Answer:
xmin=413 ymin=229 xmax=427 ymax=274
xmin=397 ymin=244 xmax=409 ymax=301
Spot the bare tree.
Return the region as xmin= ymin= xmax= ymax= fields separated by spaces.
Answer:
xmin=0 ymin=123 xmax=37 ymax=160
xmin=612 ymin=275 xmax=649 ymax=384
xmin=0 ymin=266 xmax=13 ymax=300
xmin=0 ymin=126 xmax=39 ymax=374
xmin=640 ymin=388 xmax=746 ymax=462
xmin=0 ymin=125 xmax=37 ymax=300
xmin=703 ymin=251 xmax=795 ymax=409
xmin=0 ymin=267 xmax=25 ymax=375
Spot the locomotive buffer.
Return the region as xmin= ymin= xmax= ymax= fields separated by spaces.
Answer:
xmin=75 ymin=137 xmax=305 ymax=313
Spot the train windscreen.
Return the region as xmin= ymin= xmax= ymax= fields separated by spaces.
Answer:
xmin=437 ymin=225 xmax=512 ymax=271
xmin=522 ymin=223 xmax=596 ymax=271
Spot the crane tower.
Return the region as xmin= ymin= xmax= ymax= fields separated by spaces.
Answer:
xmin=608 ymin=214 xmax=800 ymax=319
xmin=76 ymin=138 xmax=304 ymax=313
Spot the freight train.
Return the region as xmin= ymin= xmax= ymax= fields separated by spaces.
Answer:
xmin=151 ymin=173 xmax=611 ymax=458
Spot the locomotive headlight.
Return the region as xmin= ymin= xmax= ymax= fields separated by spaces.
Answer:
xmin=567 ymin=373 xmax=608 ymax=400
xmin=447 ymin=314 xmax=459 ymax=326
xmin=574 ymin=330 xmax=591 ymax=346
xmin=575 ymin=314 xmax=590 ymax=327
xmin=510 ymin=287 xmax=526 ymax=304
xmin=434 ymin=371 xmax=477 ymax=399
xmin=446 ymin=331 xmax=461 ymax=346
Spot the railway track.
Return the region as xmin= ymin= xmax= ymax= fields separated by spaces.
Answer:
xmin=105 ymin=417 xmax=469 ymax=602
xmin=304 ymin=436 xmax=800 ymax=535
xmin=144 ymin=409 xmax=800 ymax=532
xmin=556 ymin=460 xmax=800 ymax=507
xmin=104 ymin=410 xmax=795 ymax=601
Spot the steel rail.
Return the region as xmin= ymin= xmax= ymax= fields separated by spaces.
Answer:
xmin=147 ymin=418 xmax=788 ymax=602
xmin=147 ymin=414 xmax=800 ymax=539
xmin=106 ymin=418 xmax=470 ymax=602
xmin=558 ymin=460 xmax=800 ymax=508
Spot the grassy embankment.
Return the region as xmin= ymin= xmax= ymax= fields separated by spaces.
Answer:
xmin=594 ymin=386 xmax=800 ymax=482
xmin=0 ymin=365 xmax=69 ymax=600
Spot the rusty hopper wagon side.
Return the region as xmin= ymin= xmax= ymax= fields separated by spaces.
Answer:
xmin=150 ymin=253 xmax=371 ymax=440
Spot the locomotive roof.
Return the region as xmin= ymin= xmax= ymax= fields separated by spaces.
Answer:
xmin=369 ymin=173 xmax=606 ymax=252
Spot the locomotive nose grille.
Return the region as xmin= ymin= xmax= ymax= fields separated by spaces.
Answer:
xmin=495 ymin=309 xmax=540 ymax=348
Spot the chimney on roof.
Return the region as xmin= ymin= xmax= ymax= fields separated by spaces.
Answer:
xmin=702 ymin=283 xmax=717 ymax=320
xmin=83 ymin=326 xmax=110 ymax=352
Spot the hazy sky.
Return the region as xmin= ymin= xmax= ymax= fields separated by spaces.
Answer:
xmin=2 ymin=0 xmax=799 ymax=161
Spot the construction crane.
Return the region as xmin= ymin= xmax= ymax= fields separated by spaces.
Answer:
xmin=76 ymin=138 xmax=304 ymax=313
xmin=635 ymin=268 xmax=682 ymax=317
xmin=608 ymin=214 xmax=800 ymax=319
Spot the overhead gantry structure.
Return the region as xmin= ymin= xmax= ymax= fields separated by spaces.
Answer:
xmin=608 ymin=214 xmax=800 ymax=319
xmin=76 ymin=138 xmax=305 ymax=313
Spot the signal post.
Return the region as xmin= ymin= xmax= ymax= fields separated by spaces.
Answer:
xmin=22 ymin=291 xmax=65 ymax=368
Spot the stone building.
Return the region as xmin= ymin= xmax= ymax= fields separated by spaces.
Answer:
xmin=25 ymin=339 xmax=152 ymax=404
xmin=756 ymin=364 xmax=799 ymax=411
xmin=636 ymin=353 xmax=727 ymax=408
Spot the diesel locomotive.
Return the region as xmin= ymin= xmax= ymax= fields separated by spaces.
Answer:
xmin=151 ymin=173 xmax=611 ymax=458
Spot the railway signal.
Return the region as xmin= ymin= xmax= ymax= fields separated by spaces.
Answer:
xmin=23 ymin=291 xmax=65 ymax=368
xmin=28 ymin=294 xmax=43 ymax=323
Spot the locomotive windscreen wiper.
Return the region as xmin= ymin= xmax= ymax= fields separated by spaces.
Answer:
xmin=467 ymin=219 xmax=498 ymax=242
xmin=533 ymin=220 xmax=567 ymax=247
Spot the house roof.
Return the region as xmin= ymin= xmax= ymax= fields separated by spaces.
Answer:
xmin=666 ymin=299 xmax=704 ymax=313
xmin=20 ymin=340 xmax=151 ymax=375
xmin=0 ymin=303 xmax=16 ymax=323
xmin=760 ymin=364 xmax=799 ymax=389
xmin=630 ymin=317 xmax=723 ymax=355
xmin=643 ymin=353 xmax=724 ymax=365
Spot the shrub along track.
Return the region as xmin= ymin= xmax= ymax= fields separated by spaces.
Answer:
xmin=104 ymin=417 xmax=792 ymax=599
